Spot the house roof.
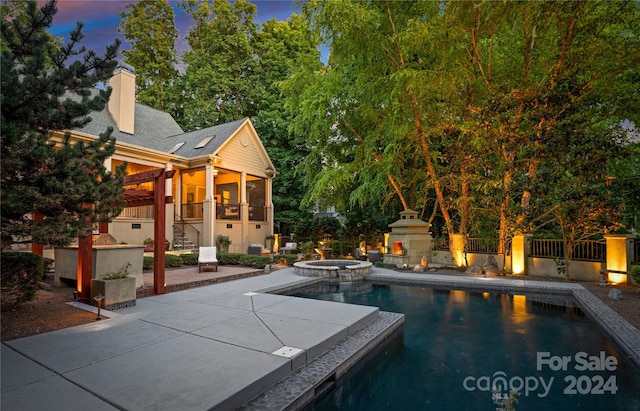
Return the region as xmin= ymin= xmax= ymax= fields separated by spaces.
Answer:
xmin=157 ymin=118 xmax=248 ymax=158
xmin=76 ymin=100 xmax=251 ymax=160
xmin=76 ymin=103 xmax=184 ymax=149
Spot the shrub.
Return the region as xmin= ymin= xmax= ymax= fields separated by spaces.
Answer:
xmin=143 ymin=256 xmax=154 ymax=270
xmin=1 ymin=252 xmax=44 ymax=310
xmin=300 ymin=241 xmax=315 ymax=260
xmin=165 ymin=254 xmax=183 ymax=268
xmin=216 ymin=252 xmax=242 ymax=266
xmin=180 ymin=253 xmax=199 ymax=265
xmin=238 ymin=254 xmax=272 ymax=269
xmin=630 ymin=265 xmax=640 ymax=286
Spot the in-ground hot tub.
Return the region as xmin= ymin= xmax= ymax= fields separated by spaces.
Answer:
xmin=293 ymin=259 xmax=373 ymax=281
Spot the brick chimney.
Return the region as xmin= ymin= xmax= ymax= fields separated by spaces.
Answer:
xmin=108 ymin=62 xmax=136 ymax=134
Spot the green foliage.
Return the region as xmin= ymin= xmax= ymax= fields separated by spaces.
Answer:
xmin=630 ymin=265 xmax=640 ymax=287
xmin=216 ymin=235 xmax=231 ymax=245
xmin=1 ymin=0 xmax=125 ymax=248
xmin=180 ymin=253 xmax=199 ymax=265
xmin=143 ymin=256 xmax=154 ymax=270
xmin=118 ymin=0 xmax=179 ymax=112
xmin=102 ymin=262 xmax=134 ymax=280
xmin=299 ymin=241 xmax=315 ymax=260
xmin=164 ymin=254 xmax=183 ymax=268
xmin=214 ymin=252 xmax=271 ymax=269
xmin=1 ymin=252 xmax=44 ymax=310
xmin=144 ymin=238 xmax=154 ymax=245
xmin=285 ymin=0 xmax=639 ymax=248
xmin=215 ymin=252 xmax=241 ymax=266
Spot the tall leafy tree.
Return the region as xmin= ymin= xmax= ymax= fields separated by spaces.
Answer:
xmin=1 ymin=0 xmax=125 ymax=248
xmin=252 ymin=15 xmax=322 ymax=233
xmin=118 ymin=0 xmax=179 ymax=112
xmin=179 ymin=0 xmax=260 ymax=129
xmin=290 ymin=0 xmax=639 ymax=252
xmin=450 ymin=0 xmax=639 ymax=247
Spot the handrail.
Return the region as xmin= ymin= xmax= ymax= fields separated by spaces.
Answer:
xmin=174 ymin=213 xmax=200 ymax=249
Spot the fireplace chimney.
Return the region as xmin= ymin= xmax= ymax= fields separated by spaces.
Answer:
xmin=108 ymin=62 xmax=136 ymax=135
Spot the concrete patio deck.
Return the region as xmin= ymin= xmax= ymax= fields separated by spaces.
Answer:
xmin=1 ymin=268 xmax=403 ymax=411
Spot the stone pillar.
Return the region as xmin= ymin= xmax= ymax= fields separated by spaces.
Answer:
xmin=511 ymin=233 xmax=532 ymax=275
xmin=605 ymin=234 xmax=634 ymax=284
xmin=240 ymin=172 xmax=249 ymax=252
xmin=450 ymin=234 xmax=466 ymax=268
xmin=202 ymin=164 xmax=215 ymax=247
xmin=165 ymin=164 xmax=174 ymax=246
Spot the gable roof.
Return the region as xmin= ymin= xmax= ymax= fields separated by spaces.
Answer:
xmin=158 ymin=118 xmax=248 ymax=158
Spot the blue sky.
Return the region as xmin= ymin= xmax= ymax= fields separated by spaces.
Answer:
xmin=47 ymin=0 xmax=301 ymax=60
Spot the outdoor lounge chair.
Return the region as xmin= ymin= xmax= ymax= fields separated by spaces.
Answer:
xmin=279 ymin=242 xmax=298 ymax=254
xmin=198 ymin=246 xmax=218 ymax=272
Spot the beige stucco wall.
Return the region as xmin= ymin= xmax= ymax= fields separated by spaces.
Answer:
xmin=54 ymin=245 xmax=145 ymax=288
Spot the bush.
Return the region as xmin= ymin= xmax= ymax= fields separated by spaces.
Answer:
xmin=165 ymin=254 xmax=183 ymax=268
xmin=180 ymin=253 xmax=199 ymax=265
xmin=630 ymin=265 xmax=640 ymax=286
xmin=217 ymin=252 xmax=242 ymax=266
xmin=1 ymin=252 xmax=44 ymax=310
xmin=143 ymin=256 xmax=154 ymax=270
xmin=238 ymin=254 xmax=272 ymax=269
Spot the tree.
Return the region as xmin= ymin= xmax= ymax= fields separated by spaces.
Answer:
xmin=252 ymin=15 xmax=322 ymax=233
xmin=291 ymin=0 xmax=639 ymax=254
xmin=1 ymin=0 xmax=125 ymax=248
xmin=118 ymin=0 xmax=179 ymax=112
xmin=179 ymin=0 xmax=260 ymax=129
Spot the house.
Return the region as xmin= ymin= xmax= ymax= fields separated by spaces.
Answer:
xmin=53 ymin=63 xmax=276 ymax=254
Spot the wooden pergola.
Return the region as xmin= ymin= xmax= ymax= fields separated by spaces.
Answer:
xmin=75 ymin=169 xmax=175 ymax=301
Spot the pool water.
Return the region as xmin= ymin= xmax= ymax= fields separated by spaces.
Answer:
xmin=290 ymin=282 xmax=640 ymax=411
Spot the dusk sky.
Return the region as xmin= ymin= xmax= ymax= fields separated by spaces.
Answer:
xmin=46 ymin=0 xmax=301 ymax=61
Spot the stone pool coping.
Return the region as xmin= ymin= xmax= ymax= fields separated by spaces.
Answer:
xmin=293 ymin=259 xmax=373 ymax=280
xmin=365 ymin=271 xmax=640 ymax=369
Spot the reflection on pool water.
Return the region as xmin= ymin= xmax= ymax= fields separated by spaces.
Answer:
xmin=290 ymin=282 xmax=640 ymax=411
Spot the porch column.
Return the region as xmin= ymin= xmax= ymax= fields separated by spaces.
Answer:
xmin=511 ymin=233 xmax=532 ymax=275
xmin=605 ymin=234 xmax=634 ymax=284
xmin=240 ymin=171 xmax=249 ymax=253
xmin=165 ymin=164 xmax=174 ymax=246
xmin=202 ymin=163 xmax=215 ymax=247
xmin=267 ymin=175 xmax=274 ymax=236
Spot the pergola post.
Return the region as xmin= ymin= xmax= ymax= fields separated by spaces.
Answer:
xmin=154 ymin=171 xmax=166 ymax=295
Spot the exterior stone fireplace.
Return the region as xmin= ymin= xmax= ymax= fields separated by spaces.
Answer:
xmin=383 ymin=209 xmax=433 ymax=268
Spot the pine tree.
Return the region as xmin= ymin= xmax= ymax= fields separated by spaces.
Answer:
xmin=1 ymin=0 xmax=126 ymax=248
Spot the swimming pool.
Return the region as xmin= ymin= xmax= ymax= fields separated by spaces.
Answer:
xmin=291 ymin=282 xmax=640 ymax=410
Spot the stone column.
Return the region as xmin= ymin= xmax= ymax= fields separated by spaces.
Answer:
xmin=450 ymin=234 xmax=466 ymax=268
xmin=511 ymin=233 xmax=532 ymax=275
xmin=605 ymin=234 xmax=634 ymax=284
xmin=202 ymin=164 xmax=215 ymax=247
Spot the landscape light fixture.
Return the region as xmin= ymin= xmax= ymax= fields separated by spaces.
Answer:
xmin=93 ymin=293 xmax=104 ymax=320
